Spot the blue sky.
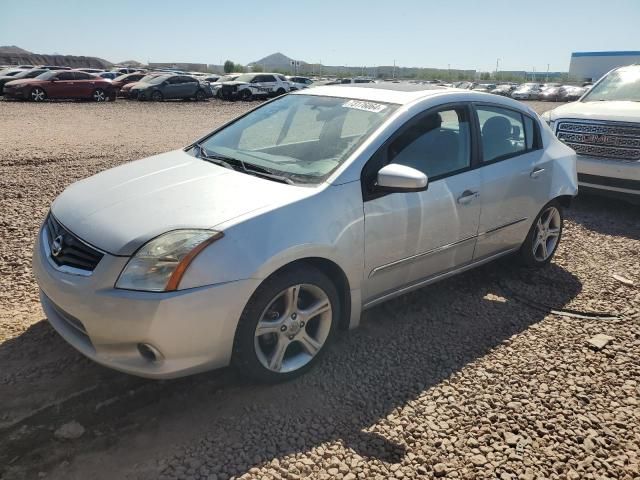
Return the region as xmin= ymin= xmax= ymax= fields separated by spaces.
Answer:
xmin=1 ymin=0 xmax=638 ymax=71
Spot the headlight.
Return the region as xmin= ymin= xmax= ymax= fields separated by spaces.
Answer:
xmin=115 ymin=229 xmax=223 ymax=292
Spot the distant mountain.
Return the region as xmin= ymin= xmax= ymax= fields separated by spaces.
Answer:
xmin=251 ymin=52 xmax=307 ymax=70
xmin=0 ymin=45 xmax=32 ymax=55
xmin=0 ymin=45 xmax=111 ymax=69
xmin=118 ymin=59 xmax=145 ymax=67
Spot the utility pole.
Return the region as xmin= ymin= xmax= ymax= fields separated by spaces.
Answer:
xmin=496 ymin=58 xmax=500 ymax=81
xmin=393 ymin=59 xmax=396 ymax=79
xmin=448 ymin=63 xmax=451 ymax=81
xmin=546 ymin=63 xmax=550 ymax=82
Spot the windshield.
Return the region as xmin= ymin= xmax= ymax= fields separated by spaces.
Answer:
xmin=233 ymin=74 xmax=256 ymax=83
xmin=197 ymin=94 xmax=398 ymax=183
xmin=0 ymin=69 xmax=21 ymax=77
xmin=147 ymin=74 xmax=170 ymax=84
xmin=35 ymin=70 xmax=57 ymax=80
xmin=583 ymin=67 xmax=640 ymax=102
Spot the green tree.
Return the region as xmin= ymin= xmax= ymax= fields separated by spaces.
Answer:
xmin=251 ymin=64 xmax=264 ymax=72
xmin=224 ymin=60 xmax=235 ymax=73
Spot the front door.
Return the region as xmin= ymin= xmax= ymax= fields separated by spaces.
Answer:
xmin=48 ymin=71 xmax=76 ymax=98
xmin=362 ymin=104 xmax=482 ymax=303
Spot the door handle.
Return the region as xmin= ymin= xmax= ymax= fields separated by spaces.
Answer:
xmin=530 ymin=167 xmax=545 ymax=179
xmin=457 ymin=190 xmax=479 ymax=205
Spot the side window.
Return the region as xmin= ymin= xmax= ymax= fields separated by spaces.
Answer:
xmin=168 ymin=76 xmax=182 ymax=84
xmin=58 ymin=72 xmax=75 ymax=80
xmin=262 ymin=75 xmax=276 ymax=82
xmin=277 ymin=75 xmax=287 ymax=82
xmin=476 ymin=106 xmax=527 ymax=162
xmin=389 ymin=107 xmax=471 ymax=179
xmin=73 ymin=72 xmax=91 ymax=80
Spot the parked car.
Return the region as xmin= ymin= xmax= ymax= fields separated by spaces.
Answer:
xmin=287 ymin=76 xmax=314 ymax=90
xmin=3 ymin=70 xmax=115 ymax=102
xmin=120 ymin=73 xmax=166 ymax=99
xmin=34 ymin=84 xmax=577 ymax=381
xmin=98 ymin=72 xmax=119 ymax=80
xmin=327 ymin=77 xmax=375 ymax=85
xmin=541 ymin=64 xmax=640 ymax=204
xmin=0 ymin=68 xmax=48 ymax=94
xmin=130 ymin=74 xmax=213 ymax=101
xmin=111 ymin=72 xmax=147 ymax=91
xmin=539 ymin=86 xmax=567 ymax=102
xmin=491 ymin=84 xmax=516 ymax=96
xmin=203 ymin=75 xmax=220 ymax=83
xmin=511 ymin=84 xmax=542 ymax=100
xmin=217 ymin=73 xmax=293 ymax=101
xmin=78 ymin=68 xmax=105 ymax=74
xmin=38 ymin=65 xmax=72 ymax=71
xmin=561 ymin=86 xmax=587 ymax=101
xmin=472 ymin=83 xmax=497 ymax=93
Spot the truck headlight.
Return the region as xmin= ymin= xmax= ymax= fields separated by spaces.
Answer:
xmin=115 ymin=229 xmax=223 ymax=292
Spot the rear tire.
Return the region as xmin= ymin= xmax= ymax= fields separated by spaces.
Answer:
xmin=232 ymin=265 xmax=339 ymax=383
xmin=151 ymin=90 xmax=163 ymax=101
xmin=239 ymin=89 xmax=252 ymax=101
xmin=195 ymin=89 xmax=206 ymax=101
xmin=30 ymin=87 xmax=46 ymax=102
xmin=519 ymin=200 xmax=563 ymax=267
xmin=276 ymin=88 xmax=286 ymax=96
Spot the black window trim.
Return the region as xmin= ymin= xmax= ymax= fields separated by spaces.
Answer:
xmin=361 ymin=101 xmax=478 ymax=202
xmin=471 ymin=102 xmax=543 ymax=166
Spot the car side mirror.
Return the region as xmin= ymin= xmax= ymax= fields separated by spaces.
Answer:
xmin=376 ymin=164 xmax=428 ymax=192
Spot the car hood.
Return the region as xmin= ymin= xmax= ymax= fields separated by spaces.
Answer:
xmin=546 ymin=100 xmax=640 ymax=123
xmin=51 ymin=150 xmax=314 ymax=256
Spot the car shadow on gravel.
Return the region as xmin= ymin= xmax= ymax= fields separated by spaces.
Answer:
xmin=569 ymin=194 xmax=640 ymax=241
xmin=1 ymin=261 xmax=583 ymax=479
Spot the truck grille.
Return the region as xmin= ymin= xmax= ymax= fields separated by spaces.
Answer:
xmin=45 ymin=214 xmax=104 ymax=272
xmin=556 ymin=120 xmax=640 ymax=161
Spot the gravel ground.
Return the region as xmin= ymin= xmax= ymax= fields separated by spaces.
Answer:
xmin=0 ymin=99 xmax=638 ymax=480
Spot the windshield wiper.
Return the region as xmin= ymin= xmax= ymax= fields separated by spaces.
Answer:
xmin=194 ymin=144 xmax=294 ymax=185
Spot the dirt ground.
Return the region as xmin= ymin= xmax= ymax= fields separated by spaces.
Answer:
xmin=0 ymin=98 xmax=638 ymax=480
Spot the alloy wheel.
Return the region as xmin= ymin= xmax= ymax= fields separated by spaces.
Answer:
xmin=254 ymin=284 xmax=332 ymax=373
xmin=532 ymin=206 xmax=561 ymax=262
xmin=93 ymin=89 xmax=106 ymax=102
xmin=31 ymin=88 xmax=45 ymax=102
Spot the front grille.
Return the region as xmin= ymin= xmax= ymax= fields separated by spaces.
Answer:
xmin=45 ymin=214 xmax=103 ymax=272
xmin=556 ymin=120 xmax=640 ymax=161
xmin=222 ymin=84 xmax=237 ymax=94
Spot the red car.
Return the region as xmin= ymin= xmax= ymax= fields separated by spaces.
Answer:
xmin=3 ymin=69 xmax=115 ymax=102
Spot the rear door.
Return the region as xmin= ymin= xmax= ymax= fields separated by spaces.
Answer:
xmin=180 ymin=76 xmax=199 ymax=97
xmin=72 ymin=71 xmax=95 ymax=97
xmin=162 ymin=76 xmax=181 ymax=98
xmin=473 ymin=104 xmax=550 ymax=259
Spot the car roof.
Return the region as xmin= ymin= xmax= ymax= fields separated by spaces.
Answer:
xmin=292 ymin=83 xmax=448 ymax=105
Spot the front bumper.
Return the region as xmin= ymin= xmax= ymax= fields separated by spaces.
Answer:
xmin=3 ymin=87 xmax=28 ymax=100
xmin=33 ymin=223 xmax=260 ymax=378
xmin=576 ymin=154 xmax=640 ymax=199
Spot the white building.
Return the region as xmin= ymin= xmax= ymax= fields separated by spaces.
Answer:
xmin=569 ymin=51 xmax=640 ymax=82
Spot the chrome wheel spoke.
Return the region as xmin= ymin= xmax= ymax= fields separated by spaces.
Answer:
xmin=255 ymin=319 xmax=284 ymax=337
xmin=540 ymin=239 xmax=549 ymax=259
xmin=298 ymin=333 xmax=322 ymax=356
xmin=283 ymin=285 xmax=300 ymax=316
xmin=547 ymin=227 xmax=560 ymax=238
xmin=300 ymin=298 xmax=330 ymax=320
xmin=268 ymin=337 xmax=289 ymax=371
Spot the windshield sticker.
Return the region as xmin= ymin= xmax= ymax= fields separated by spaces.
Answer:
xmin=342 ymin=100 xmax=387 ymax=113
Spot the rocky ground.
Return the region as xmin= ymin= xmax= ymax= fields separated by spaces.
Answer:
xmin=0 ymin=99 xmax=638 ymax=480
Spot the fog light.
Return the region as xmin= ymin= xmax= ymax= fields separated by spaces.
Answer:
xmin=137 ymin=343 xmax=162 ymax=363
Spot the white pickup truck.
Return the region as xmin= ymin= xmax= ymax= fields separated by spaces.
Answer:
xmin=541 ymin=65 xmax=640 ymax=204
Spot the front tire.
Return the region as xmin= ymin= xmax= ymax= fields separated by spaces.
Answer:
xmin=275 ymin=88 xmax=286 ymax=96
xmin=232 ymin=265 xmax=339 ymax=382
xmin=519 ymin=200 xmax=563 ymax=267
xmin=195 ymin=89 xmax=206 ymax=101
xmin=239 ymin=89 xmax=252 ymax=101
xmin=93 ymin=88 xmax=106 ymax=102
xmin=30 ymin=87 xmax=46 ymax=102
xmin=151 ymin=90 xmax=163 ymax=101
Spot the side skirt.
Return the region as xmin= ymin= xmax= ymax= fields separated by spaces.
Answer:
xmin=362 ymin=247 xmax=520 ymax=310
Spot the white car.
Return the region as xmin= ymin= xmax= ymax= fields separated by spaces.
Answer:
xmin=287 ymin=76 xmax=314 ymax=90
xmin=34 ymin=84 xmax=577 ymax=381
xmin=217 ymin=73 xmax=293 ymax=101
xmin=541 ymin=64 xmax=640 ymax=203
xmin=512 ymin=84 xmax=542 ymax=100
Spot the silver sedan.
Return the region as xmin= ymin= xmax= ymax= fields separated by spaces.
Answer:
xmin=33 ymin=84 xmax=578 ymax=381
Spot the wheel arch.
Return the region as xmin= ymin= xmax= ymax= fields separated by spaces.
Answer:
xmin=258 ymin=257 xmax=352 ymax=331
